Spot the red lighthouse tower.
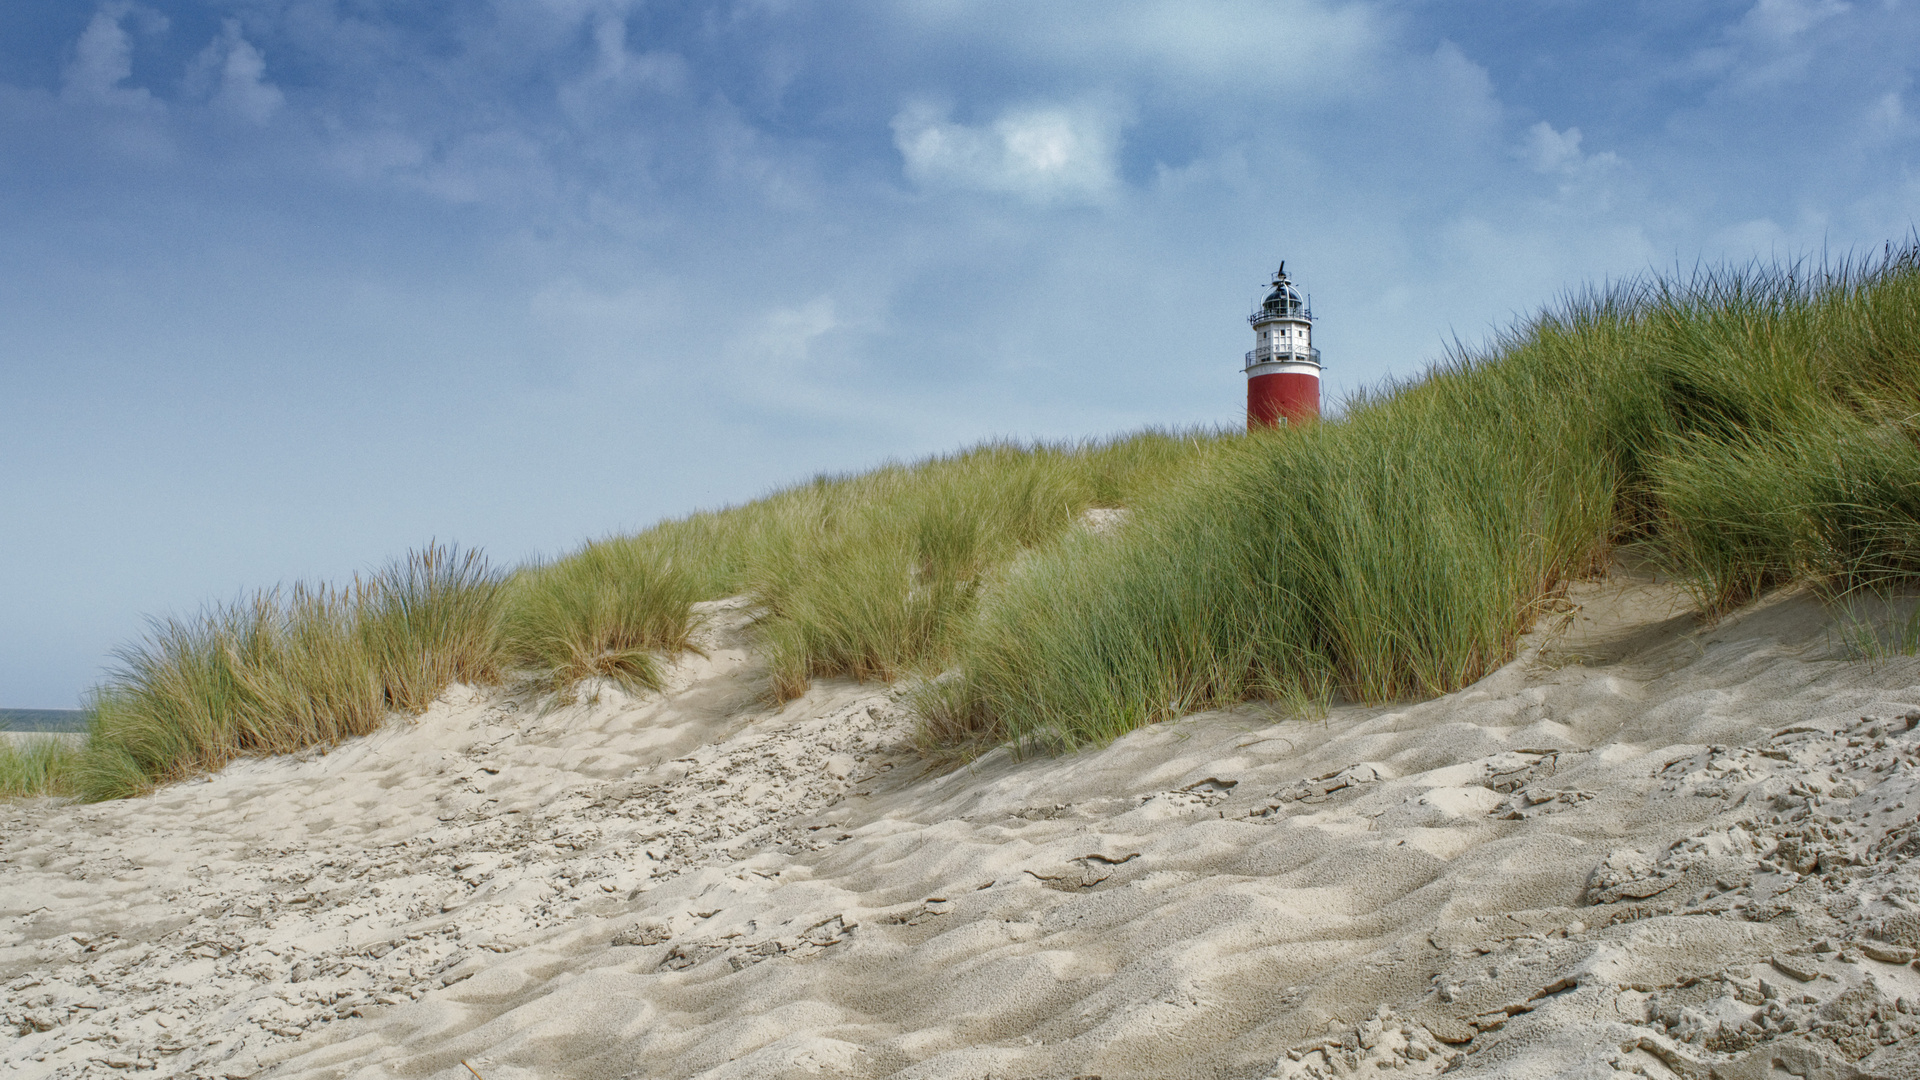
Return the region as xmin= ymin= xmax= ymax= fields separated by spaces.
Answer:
xmin=1244 ymin=262 xmax=1321 ymax=428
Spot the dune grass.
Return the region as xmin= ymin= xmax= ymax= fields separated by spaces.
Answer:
xmin=42 ymin=437 xmax=1208 ymax=800
xmin=1643 ymin=259 xmax=1920 ymax=607
xmin=514 ymin=433 xmax=1221 ymax=704
xmin=928 ymin=349 xmax=1617 ymax=748
xmin=75 ymin=545 xmax=506 ymax=801
xmin=504 ymin=537 xmax=704 ymax=698
xmin=32 ymin=249 xmax=1920 ymax=801
xmin=1834 ymin=596 xmax=1920 ymax=665
xmin=928 ymin=249 xmax=1920 ymax=750
xmin=738 ymin=438 xmax=1215 ymax=699
xmin=0 ymin=735 xmax=83 ymax=797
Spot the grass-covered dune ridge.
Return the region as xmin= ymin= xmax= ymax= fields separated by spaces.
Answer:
xmin=60 ymin=546 xmax=508 ymax=801
xmin=935 ymin=251 xmax=1920 ymax=748
xmin=6 ymin=437 xmax=1211 ymax=800
xmin=11 ymin=250 xmax=1920 ymax=801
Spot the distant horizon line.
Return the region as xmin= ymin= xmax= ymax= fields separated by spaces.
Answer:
xmin=0 ymin=707 xmax=88 ymax=732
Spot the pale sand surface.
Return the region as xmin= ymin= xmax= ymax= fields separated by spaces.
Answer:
xmin=9 ymin=586 xmax=1920 ymax=1079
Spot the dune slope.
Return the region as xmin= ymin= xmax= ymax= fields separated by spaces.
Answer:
xmin=8 ymin=585 xmax=1920 ymax=1080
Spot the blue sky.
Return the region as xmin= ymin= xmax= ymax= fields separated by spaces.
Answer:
xmin=3 ymin=0 xmax=1917 ymax=707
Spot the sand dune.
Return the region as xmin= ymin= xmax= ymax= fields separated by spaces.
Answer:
xmin=8 ymin=582 xmax=1920 ymax=1079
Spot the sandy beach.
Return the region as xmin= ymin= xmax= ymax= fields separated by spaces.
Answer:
xmin=8 ymin=582 xmax=1920 ymax=1079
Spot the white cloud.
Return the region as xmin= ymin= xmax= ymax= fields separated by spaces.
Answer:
xmin=722 ymin=294 xmax=898 ymax=420
xmin=1691 ymin=0 xmax=1853 ymax=90
xmin=888 ymin=0 xmax=1383 ymax=99
xmin=1423 ymin=40 xmax=1502 ymax=138
xmin=321 ymin=126 xmax=429 ymax=183
xmin=892 ymin=102 xmax=1120 ymax=203
xmin=744 ymin=296 xmax=839 ymax=367
xmin=1521 ymin=121 xmax=1620 ymax=178
xmin=1861 ymin=89 xmax=1907 ymax=141
xmin=556 ymin=12 xmax=688 ymax=121
xmin=1713 ymin=216 xmax=1795 ymax=255
xmin=1737 ymin=0 xmax=1850 ymax=45
xmin=588 ymin=13 xmax=684 ymax=89
xmin=1523 ymin=121 xmax=1585 ymax=174
xmin=201 ymin=21 xmax=285 ymax=124
xmin=61 ymin=3 xmax=166 ymax=108
xmin=1513 ymin=119 xmax=1628 ymax=221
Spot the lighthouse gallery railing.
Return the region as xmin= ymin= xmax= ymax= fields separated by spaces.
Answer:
xmin=1244 ymin=345 xmax=1322 ymax=366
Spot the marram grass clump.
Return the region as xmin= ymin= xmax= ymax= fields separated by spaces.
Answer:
xmin=503 ymin=537 xmax=704 ymax=698
xmin=75 ymin=544 xmax=506 ymax=801
xmin=0 ymin=735 xmax=84 ymax=798
xmin=927 ymin=351 xmax=1616 ymax=750
xmin=739 ymin=440 xmax=1205 ymax=699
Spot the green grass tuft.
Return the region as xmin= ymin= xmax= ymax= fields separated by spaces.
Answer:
xmin=936 ymin=357 xmax=1615 ymax=748
xmin=504 ymin=537 xmax=703 ymax=697
xmin=1837 ymin=601 xmax=1920 ymax=664
xmin=737 ymin=436 xmax=1221 ymax=700
xmin=359 ymin=544 xmax=508 ymax=714
xmin=0 ymin=735 xmax=83 ymax=798
xmin=73 ymin=544 xmax=506 ymax=801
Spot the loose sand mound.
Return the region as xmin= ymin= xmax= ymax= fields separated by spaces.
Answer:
xmin=9 ymin=584 xmax=1920 ymax=1080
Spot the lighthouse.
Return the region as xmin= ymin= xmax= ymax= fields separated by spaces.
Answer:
xmin=1244 ymin=262 xmax=1321 ymax=428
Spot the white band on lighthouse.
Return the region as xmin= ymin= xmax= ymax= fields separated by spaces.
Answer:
xmin=1243 ymin=359 xmax=1321 ymax=379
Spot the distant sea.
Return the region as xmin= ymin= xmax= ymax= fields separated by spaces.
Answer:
xmin=0 ymin=709 xmax=88 ymax=732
